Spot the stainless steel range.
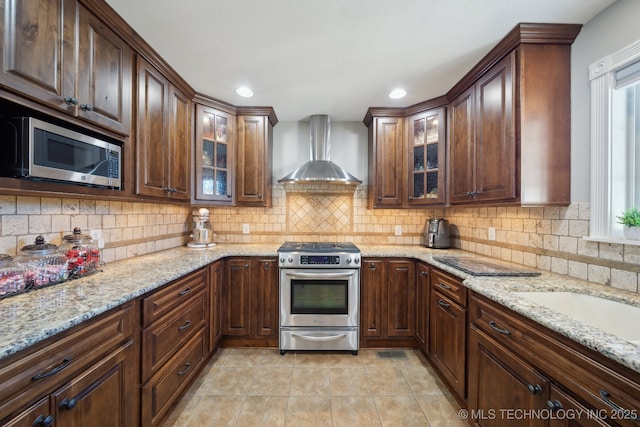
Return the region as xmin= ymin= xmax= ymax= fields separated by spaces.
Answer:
xmin=278 ymin=242 xmax=361 ymax=355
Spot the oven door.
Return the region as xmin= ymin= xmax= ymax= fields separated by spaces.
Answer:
xmin=280 ymin=268 xmax=359 ymax=328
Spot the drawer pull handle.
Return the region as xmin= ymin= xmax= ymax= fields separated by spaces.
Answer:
xmin=178 ymin=287 xmax=192 ymax=296
xmin=178 ymin=362 xmax=192 ymax=376
xmin=527 ymin=384 xmax=542 ymax=395
xmin=59 ymin=397 xmax=77 ymax=410
xmin=32 ymin=357 xmax=72 ymax=380
xmin=437 ymin=299 xmax=450 ymax=309
xmin=33 ymin=415 xmax=54 ymax=427
xmin=599 ymin=389 xmax=639 ymax=420
xmin=420 ymin=271 xmax=428 ymax=276
xmin=178 ymin=320 xmax=191 ymax=331
xmin=546 ymin=400 xmax=563 ymax=411
xmin=438 ymin=282 xmax=451 ymax=290
xmin=489 ymin=320 xmax=511 ymax=335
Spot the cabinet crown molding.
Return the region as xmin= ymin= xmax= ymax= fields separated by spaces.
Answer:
xmin=447 ymin=22 xmax=582 ymax=101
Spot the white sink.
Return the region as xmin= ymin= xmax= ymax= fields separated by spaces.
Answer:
xmin=512 ymin=291 xmax=640 ymax=344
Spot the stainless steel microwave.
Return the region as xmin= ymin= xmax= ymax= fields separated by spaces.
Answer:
xmin=0 ymin=117 xmax=121 ymax=189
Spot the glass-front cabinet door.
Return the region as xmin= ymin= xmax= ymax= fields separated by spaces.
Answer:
xmin=195 ymin=105 xmax=234 ymax=202
xmin=408 ymin=108 xmax=446 ymax=206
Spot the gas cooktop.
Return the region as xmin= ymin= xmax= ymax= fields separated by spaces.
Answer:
xmin=277 ymin=242 xmax=360 ymax=253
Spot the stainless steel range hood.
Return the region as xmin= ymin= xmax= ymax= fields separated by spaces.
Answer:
xmin=278 ymin=115 xmax=362 ymax=184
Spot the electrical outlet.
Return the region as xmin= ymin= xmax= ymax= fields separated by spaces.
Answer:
xmin=488 ymin=227 xmax=496 ymax=241
xmin=242 ymin=223 xmax=250 ymax=234
xmin=395 ymin=225 xmax=402 ymax=236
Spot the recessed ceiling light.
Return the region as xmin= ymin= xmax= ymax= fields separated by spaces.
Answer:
xmin=236 ymin=87 xmax=254 ymax=97
xmin=388 ymin=88 xmax=407 ymax=99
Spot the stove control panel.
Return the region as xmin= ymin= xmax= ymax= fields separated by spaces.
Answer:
xmin=278 ymin=253 xmax=361 ymax=268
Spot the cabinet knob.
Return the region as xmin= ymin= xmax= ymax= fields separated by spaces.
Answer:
xmin=257 ymin=193 xmax=262 ymax=199
xmin=244 ymin=264 xmax=249 ymax=268
xmin=420 ymin=271 xmax=428 ymax=276
xmin=527 ymin=384 xmax=542 ymax=395
xmin=369 ymin=263 xmax=376 ymax=269
xmin=546 ymin=400 xmax=563 ymax=411
xmin=264 ymin=262 xmax=270 ymax=270
xmin=33 ymin=415 xmax=54 ymax=427
xmin=408 ymin=196 xmax=413 ymax=200
xmin=377 ymin=196 xmax=382 ymax=201
xmin=59 ymin=397 xmax=77 ymax=410
xmin=63 ymin=96 xmax=78 ymax=105
xmin=80 ymin=103 xmax=94 ymax=111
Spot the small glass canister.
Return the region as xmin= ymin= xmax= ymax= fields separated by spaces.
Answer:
xmin=18 ymin=236 xmax=69 ymax=289
xmin=59 ymin=228 xmax=102 ymax=279
xmin=0 ymin=254 xmax=27 ymax=298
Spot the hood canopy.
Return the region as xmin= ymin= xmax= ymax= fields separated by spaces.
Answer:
xmin=278 ymin=115 xmax=362 ymax=184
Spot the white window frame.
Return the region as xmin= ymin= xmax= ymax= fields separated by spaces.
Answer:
xmin=588 ymin=38 xmax=640 ymax=245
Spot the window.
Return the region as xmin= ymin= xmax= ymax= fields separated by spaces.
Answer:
xmin=589 ymin=39 xmax=640 ymax=243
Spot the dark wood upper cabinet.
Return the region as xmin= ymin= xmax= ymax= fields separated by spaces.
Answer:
xmin=367 ymin=116 xmax=405 ymax=208
xmin=0 ymin=0 xmax=132 ymax=135
xmin=449 ymin=53 xmax=516 ymax=204
xmin=447 ymin=23 xmax=580 ymax=206
xmin=235 ymin=110 xmax=277 ymax=207
xmin=407 ymin=108 xmax=447 ymax=206
xmin=365 ymin=103 xmax=447 ymax=208
xmin=136 ymin=56 xmax=191 ymax=201
xmin=449 ymin=87 xmax=475 ymax=203
xmin=194 ymin=103 xmax=235 ymax=203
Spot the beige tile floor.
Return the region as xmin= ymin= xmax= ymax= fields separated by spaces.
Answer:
xmin=163 ymin=348 xmax=469 ymax=427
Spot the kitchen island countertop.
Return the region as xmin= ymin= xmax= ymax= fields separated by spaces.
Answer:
xmin=1 ymin=243 xmax=639 ymax=375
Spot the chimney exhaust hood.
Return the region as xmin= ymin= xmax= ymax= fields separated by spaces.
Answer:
xmin=278 ymin=115 xmax=362 ymax=184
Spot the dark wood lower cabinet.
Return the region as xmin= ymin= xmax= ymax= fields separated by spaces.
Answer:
xmin=468 ymin=325 xmax=548 ymax=427
xmin=221 ymin=257 xmax=278 ymax=346
xmin=0 ymin=303 xmax=137 ymax=427
xmin=415 ymin=262 xmax=430 ymax=353
xmin=360 ymin=258 xmax=416 ymax=348
xmin=429 ymin=289 xmax=466 ymax=398
xmin=209 ymin=260 xmax=224 ymax=352
xmin=468 ymin=291 xmax=640 ymax=427
xmin=547 ymin=385 xmax=611 ymax=427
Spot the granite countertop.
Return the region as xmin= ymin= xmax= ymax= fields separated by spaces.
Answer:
xmin=1 ymin=243 xmax=639 ymax=376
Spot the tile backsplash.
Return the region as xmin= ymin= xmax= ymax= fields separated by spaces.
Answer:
xmin=1 ymin=186 xmax=638 ymax=294
xmin=0 ymin=195 xmax=191 ymax=264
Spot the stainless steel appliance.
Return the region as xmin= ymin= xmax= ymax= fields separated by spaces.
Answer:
xmin=0 ymin=117 xmax=121 ymax=189
xmin=424 ymin=218 xmax=451 ymax=249
xmin=187 ymin=208 xmax=216 ymax=248
xmin=278 ymin=242 xmax=361 ymax=355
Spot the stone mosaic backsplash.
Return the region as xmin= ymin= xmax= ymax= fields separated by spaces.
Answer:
xmin=0 ymin=184 xmax=638 ymax=293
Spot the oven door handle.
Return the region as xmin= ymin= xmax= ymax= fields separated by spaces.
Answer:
xmin=292 ymin=332 xmax=347 ymax=342
xmin=285 ymin=271 xmax=355 ymax=279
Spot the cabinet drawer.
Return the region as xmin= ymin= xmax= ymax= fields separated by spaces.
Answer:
xmin=142 ymin=268 xmax=207 ymax=327
xmin=0 ymin=303 xmax=134 ymax=421
xmin=431 ymin=269 xmax=466 ymax=306
xmin=141 ymin=289 xmax=207 ymax=382
xmin=142 ymin=329 xmax=207 ymax=427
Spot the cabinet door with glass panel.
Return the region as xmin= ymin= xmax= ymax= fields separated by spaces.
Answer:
xmin=408 ymin=108 xmax=446 ymax=206
xmin=195 ymin=105 xmax=234 ymax=203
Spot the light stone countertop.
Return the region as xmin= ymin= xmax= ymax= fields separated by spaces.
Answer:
xmin=1 ymin=243 xmax=639 ymax=375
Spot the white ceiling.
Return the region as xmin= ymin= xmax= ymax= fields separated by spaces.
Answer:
xmin=105 ymin=0 xmax=616 ymax=122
